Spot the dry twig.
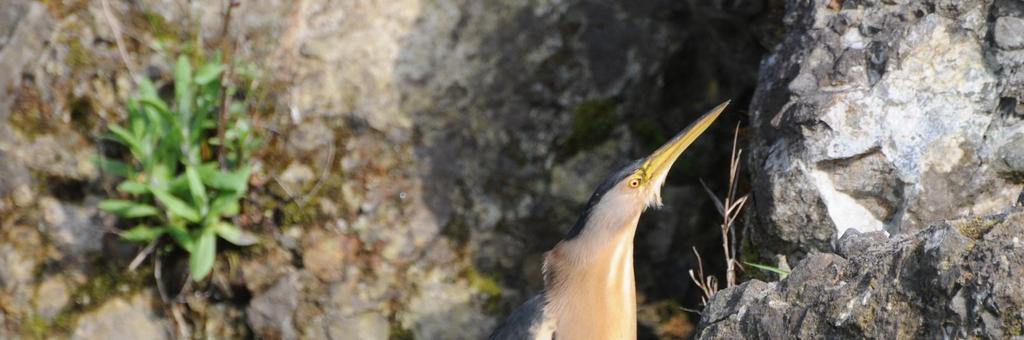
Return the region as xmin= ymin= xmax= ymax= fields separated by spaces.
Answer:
xmin=298 ymin=142 xmax=336 ymax=207
xmin=690 ymin=123 xmax=749 ymax=304
xmin=688 ymin=247 xmax=718 ymax=306
xmin=99 ymin=0 xmax=138 ymax=82
xmin=217 ymin=0 xmax=240 ymax=168
xmin=127 ymin=239 xmax=158 ymax=272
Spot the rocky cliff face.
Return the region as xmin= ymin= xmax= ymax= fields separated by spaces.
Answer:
xmin=0 ymin=0 xmax=777 ymax=338
xmin=699 ymin=0 xmax=1024 ymax=337
xmin=746 ymin=0 xmax=1024 ymax=264
xmin=700 ymin=210 xmax=1024 ymax=338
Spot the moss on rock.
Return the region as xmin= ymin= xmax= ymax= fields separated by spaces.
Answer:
xmin=563 ymin=99 xmax=619 ymax=156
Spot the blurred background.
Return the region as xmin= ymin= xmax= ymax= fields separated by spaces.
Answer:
xmin=0 ymin=0 xmax=785 ymax=338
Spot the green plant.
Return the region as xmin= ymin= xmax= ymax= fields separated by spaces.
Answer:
xmin=97 ymin=55 xmax=259 ymax=281
xmin=743 ymin=262 xmax=791 ymax=279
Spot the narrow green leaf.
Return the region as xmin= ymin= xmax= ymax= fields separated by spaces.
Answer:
xmin=129 ymin=101 xmax=146 ymax=137
xmin=175 ymin=55 xmax=193 ymax=123
xmin=98 ymin=200 xmax=159 ymax=218
xmin=166 ymin=223 xmax=194 ymax=253
xmin=138 ymin=77 xmax=159 ymax=99
xmin=121 ymin=224 xmax=165 ymax=242
xmin=233 ymin=166 xmax=253 ymax=193
xmin=151 ymin=164 xmax=175 ymax=188
xmin=139 ymin=97 xmax=171 ymax=116
xmin=150 ymin=187 xmax=201 ymax=222
xmin=93 ymin=156 xmax=133 ymax=178
xmin=194 ymin=63 xmax=224 ymax=85
xmin=199 ymin=165 xmax=252 ymax=193
xmin=107 ymin=124 xmax=142 ymax=153
xmin=213 ymin=221 xmax=258 ymax=246
xmin=744 ymin=262 xmax=791 ymax=278
xmin=185 ymin=165 xmax=208 ymax=209
xmin=190 ymin=228 xmax=217 ymax=280
xmin=209 ymin=193 xmax=241 ymax=217
xmin=116 ymin=181 xmax=149 ymax=195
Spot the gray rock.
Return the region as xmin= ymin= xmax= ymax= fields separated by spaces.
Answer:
xmin=247 ymin=272 xmax=300 ymax=340
xmin=995 ymin=130 xmax=1024 ymax=180
xmin=327 ymin=313 xmax=390 ymax=340
xmin=308 ymin=273 xmax=394 ymax=340
xmin=39 ymin=196 xmax=104 ymax=258
xmin=0 ymin=224 xmax=44 ymax=315
xmin=34 ymin=276 xmax=69 ymax=321
xmin=698 ymin=210 xmax=1024 ymax=339
xmin=400 ymin=264 xmax=497 ymax=339
xmin=71 ymin=292 xmax=170 ymax=340
xmin=995 ymin=16 xmax=1024 ymax=50
xmin=0 ymin=244 xmax=35 ymax=291
xmin=0 ymin=0 xmax=53 ymax=119
xmin=3 ymin=135 xmax=98 ymax=181
xmin=241 ymin=243 xmax=294 ymax=294
xmin=287 ymin=122 xmax=335 ymax=153
xmin=0 ymin=151 xmax=30 ymax=203
xmin=301 ymin=230 xmax=354 ymax=283
xmin=0 ymin=310 xmax=9 ymax=339
xmin=834 ymin=229 xmax=888 ymax=259
xmin=747 ymin=0 xmax=1023 ymax=262
xmin=277 ymin=162 xmax=316 ymax=195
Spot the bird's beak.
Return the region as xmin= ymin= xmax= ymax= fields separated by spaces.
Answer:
xmin=641 ymin=101 xmax=729 ymax=185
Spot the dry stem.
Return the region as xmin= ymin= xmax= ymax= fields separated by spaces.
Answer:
xmin=99 ymin=0 xmax=138 ymax=83
xmin=217 ymin=0 xmax=240 ymax=168
xmin=690 ymin=123 xmax=749 ymax=304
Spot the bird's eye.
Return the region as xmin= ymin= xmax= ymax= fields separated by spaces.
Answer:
xmin=628 ymin=178 xmax=641 ymax=188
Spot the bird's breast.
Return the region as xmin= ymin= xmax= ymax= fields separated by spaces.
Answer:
xmin=543 ymin=235 xmax=638 ymax=340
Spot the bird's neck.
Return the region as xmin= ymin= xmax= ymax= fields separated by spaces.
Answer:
xmin=543 ymin=216 xmax=640 ymax=339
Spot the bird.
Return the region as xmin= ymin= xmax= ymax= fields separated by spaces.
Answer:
xmin=488 ymin=101 xmax=729 ymax=340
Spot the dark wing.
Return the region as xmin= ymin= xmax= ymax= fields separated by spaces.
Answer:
xmin=488 ymin=294 xmax=553 ymax=340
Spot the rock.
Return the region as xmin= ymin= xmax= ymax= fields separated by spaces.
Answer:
xmin=0 ymin=244 xmax=35 ymax=291
xmin=326 ymin=312 xmax=390 ymax=340
xmin=0 ymin=0 xmax=53 ymax=119
xmin=241 ymin=243 xmax=294 ymax=293
xmin=287 ymin=122 xmax=335 ymax=153
xmin=34 ymin=276 xmax=69 ymax=321
xmin=0 ymin=151 xmax=31 ymax=204
xmin=0 ymin=244 xmax=37 ymax=313
xmin=995 ymin=16 xmax=1024 ymax=50
xmin=71 ymin=292 xmax=170 ymax=340
xmin=0 ymin=223 xmax=44 ymax=315
xmin=3 ymin=135 xmax=98 ymax=181
xmin=197 ymin=302 xmax=252 ymax=340
xmin=39 ymin=196 xmax=104 ymax=258
xmin=0 ymin=311 xmax=9 ymax=339
xmin=747 ymin=0 xmax=1024 ymax=262
xmin=698 ymin=210 xmax=1024 ymax=339
xmin=306 ymin=273 xmax=394 ymax=340
xmin=995 ymin=130 xmax=1024 ymax=180
xmin=834 ymin=229 xmax=888 ymax=259
xmin=277 ymin=162 xmax=316 ymax=195
xmin=643 ymin=186 xmax=696 ymax=262
xmin=399 ymin=265 xmax=496 ymax=339
xmin=301 ymin=230 xmax=354 ymax=282
xmin=247 ymin=272 xmax=300 ymax=340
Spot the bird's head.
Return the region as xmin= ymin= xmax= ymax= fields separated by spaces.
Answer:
xmin=563 ymin=101 xmax=729 ymax=240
